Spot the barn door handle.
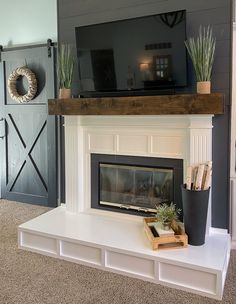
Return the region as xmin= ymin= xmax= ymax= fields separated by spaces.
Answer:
xmin=0 ymin=118 xmax=5 ymax=139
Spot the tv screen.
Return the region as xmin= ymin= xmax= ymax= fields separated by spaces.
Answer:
xmin=76 ymin=10 xmax=187 ymax=97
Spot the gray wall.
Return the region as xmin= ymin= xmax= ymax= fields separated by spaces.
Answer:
xmin=0 ymin=0 xmax=57 ymax=47
xmin=58 ymin=0 xmax=232 ymax=229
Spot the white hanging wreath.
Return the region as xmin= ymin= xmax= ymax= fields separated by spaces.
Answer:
xmin=7 ymin=67 xmax=37 ymax=103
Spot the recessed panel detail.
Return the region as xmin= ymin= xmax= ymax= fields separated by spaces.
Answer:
xmin=61 ymin=241 xmax=102 ymax=265
xmin=106 ymin=251 xmax=155 ymax=279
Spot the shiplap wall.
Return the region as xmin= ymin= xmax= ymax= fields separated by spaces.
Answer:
xmin=58 ymin=0 xmax=232 ymax=229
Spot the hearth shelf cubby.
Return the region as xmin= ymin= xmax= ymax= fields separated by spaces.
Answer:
xmin=48 ymin=93 xmax=224 ymax=115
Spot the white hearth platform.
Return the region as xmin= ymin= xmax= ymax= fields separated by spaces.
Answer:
xmin=18 ymin=206 xmax=230 ymax=300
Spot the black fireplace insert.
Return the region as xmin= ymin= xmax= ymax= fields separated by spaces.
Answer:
xmin=91 ymin=154 xmax=183 ymax=217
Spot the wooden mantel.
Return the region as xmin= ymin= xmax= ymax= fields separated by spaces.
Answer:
xmin=48 ymin=93 xmax=224 ymax=115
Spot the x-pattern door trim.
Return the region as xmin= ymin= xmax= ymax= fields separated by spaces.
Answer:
xmin=0 ymin=45 xmax=57 ymax=207
xmin=3 ymin=113 xmax=48 ymax=195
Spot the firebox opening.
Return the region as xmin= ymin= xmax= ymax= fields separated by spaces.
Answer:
xmin=91 ymin=154 xmax=183 ymax=217
xmin=100 ymin=163 xmax=173 ymax=212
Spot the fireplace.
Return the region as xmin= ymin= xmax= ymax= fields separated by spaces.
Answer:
xmin=18 ymin=114 xmax=231 ymax=300
xmin=91 ymin=154 xmax=183 ymax=216
xmin=63 ymin=115 xmax=213 ymax=233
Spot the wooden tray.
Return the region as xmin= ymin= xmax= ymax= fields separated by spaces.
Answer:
xmin=144 ymin=217 xmax=188 ymax=250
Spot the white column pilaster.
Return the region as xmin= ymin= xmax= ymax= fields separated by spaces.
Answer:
xmin=64 ymin=116 xmax=80 ymax=213
xmin=187 ymin=115 xmax=213 ymax=234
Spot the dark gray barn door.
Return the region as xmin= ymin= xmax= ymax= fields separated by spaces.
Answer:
xmin=0 ymin=45 xmax=57 ymax=207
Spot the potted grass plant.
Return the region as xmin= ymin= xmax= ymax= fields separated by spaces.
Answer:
xmin=184 ymin=26 xmax=216 ymax=94
xmin=57 ymin=44 xmax=74 ymax=99
xmin=156 ymin=202 xmax=181 ymax=231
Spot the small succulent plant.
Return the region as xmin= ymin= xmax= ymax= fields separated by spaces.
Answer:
xmin=156 ymin=202 xmax=181 ymax=225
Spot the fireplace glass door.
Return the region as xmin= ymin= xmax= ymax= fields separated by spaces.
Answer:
xmin=100 ymin=163 xmax=173 ymax=212
xmin=91 ymin=154 xmax=183 ymax=216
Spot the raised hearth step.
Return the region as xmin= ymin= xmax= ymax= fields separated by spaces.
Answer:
xmin=18 ymin=206 xmax=230 ymax=300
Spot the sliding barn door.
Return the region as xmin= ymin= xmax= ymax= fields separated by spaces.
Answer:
xmin=0 ymin=45 xmax=57 ymax=207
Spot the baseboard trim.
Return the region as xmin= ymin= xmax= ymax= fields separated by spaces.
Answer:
xmin=209 ymin=227 xmax=228 ymax=235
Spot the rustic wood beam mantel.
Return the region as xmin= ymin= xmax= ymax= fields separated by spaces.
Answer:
xmin=48 ymin=93 xmax=224 ymax=115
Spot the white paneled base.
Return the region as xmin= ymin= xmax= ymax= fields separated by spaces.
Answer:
xmin=18 ymin=206 xmax=230 ymax=300
xmin=19 ymin=231 xmax=58 ymax=256
xmin=159 ymin=263 xmax=217 ymax=295
xmin=61 ymin=241 xmax=102 ymax=266
xmin=106 ymin=251 xmax=155 ymax=279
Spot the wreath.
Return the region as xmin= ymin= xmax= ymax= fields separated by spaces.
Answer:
xmin=7 ymin=67 xmax=37 ymax=103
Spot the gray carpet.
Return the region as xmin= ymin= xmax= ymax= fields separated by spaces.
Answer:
xmin=0 ymin=200 xmax=235 ymax=304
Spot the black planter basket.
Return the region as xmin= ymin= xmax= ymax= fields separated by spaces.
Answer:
xmin=181 ymin=184 xmax=210 ymax=246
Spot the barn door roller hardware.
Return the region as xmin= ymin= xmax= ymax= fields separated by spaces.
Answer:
xmin=47 ymin=39 xmax=53 ymax=58
xmin=0 ymin=45 xmax=3 ymax=62
xmin=0 ymin=118 xmax=6 ymax=139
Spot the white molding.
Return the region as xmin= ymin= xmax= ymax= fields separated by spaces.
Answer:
xmin=64 ymin=116 xmax=80 ymax=213
xmin=69 ymin=115 xmax=213 ymax=128
xmin=209 ymin=227 xmax=228 ymax=235
xmin=230 ymin=22 xmax=236 ymax=248
xmin=230 ymin=28 xmax=236 ymax=179
xmin=188 ymin=126 xmax=212 ymax=234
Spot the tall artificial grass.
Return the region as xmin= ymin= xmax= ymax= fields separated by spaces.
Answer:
xmin=57 ymin=44 xmax=74 ymax=89
xmin=184 ymin=26 xmax=216 ymax=82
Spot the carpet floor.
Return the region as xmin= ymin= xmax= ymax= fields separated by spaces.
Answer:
xmin=0 ymin=199 xmax=235 ymax=304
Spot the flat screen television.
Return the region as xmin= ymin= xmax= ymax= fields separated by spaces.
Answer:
xmin=75 ymin=10 xmax=187 ymax=97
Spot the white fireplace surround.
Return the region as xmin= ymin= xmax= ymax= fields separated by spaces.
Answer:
xmin=65 ymin=115 xmax=213 ymax=231
xmin=18 ymin=114 xmax=231 ymax=300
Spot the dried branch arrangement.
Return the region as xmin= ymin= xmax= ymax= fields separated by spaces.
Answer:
xmin=185 ymin=161 xmax=212 ymax=191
